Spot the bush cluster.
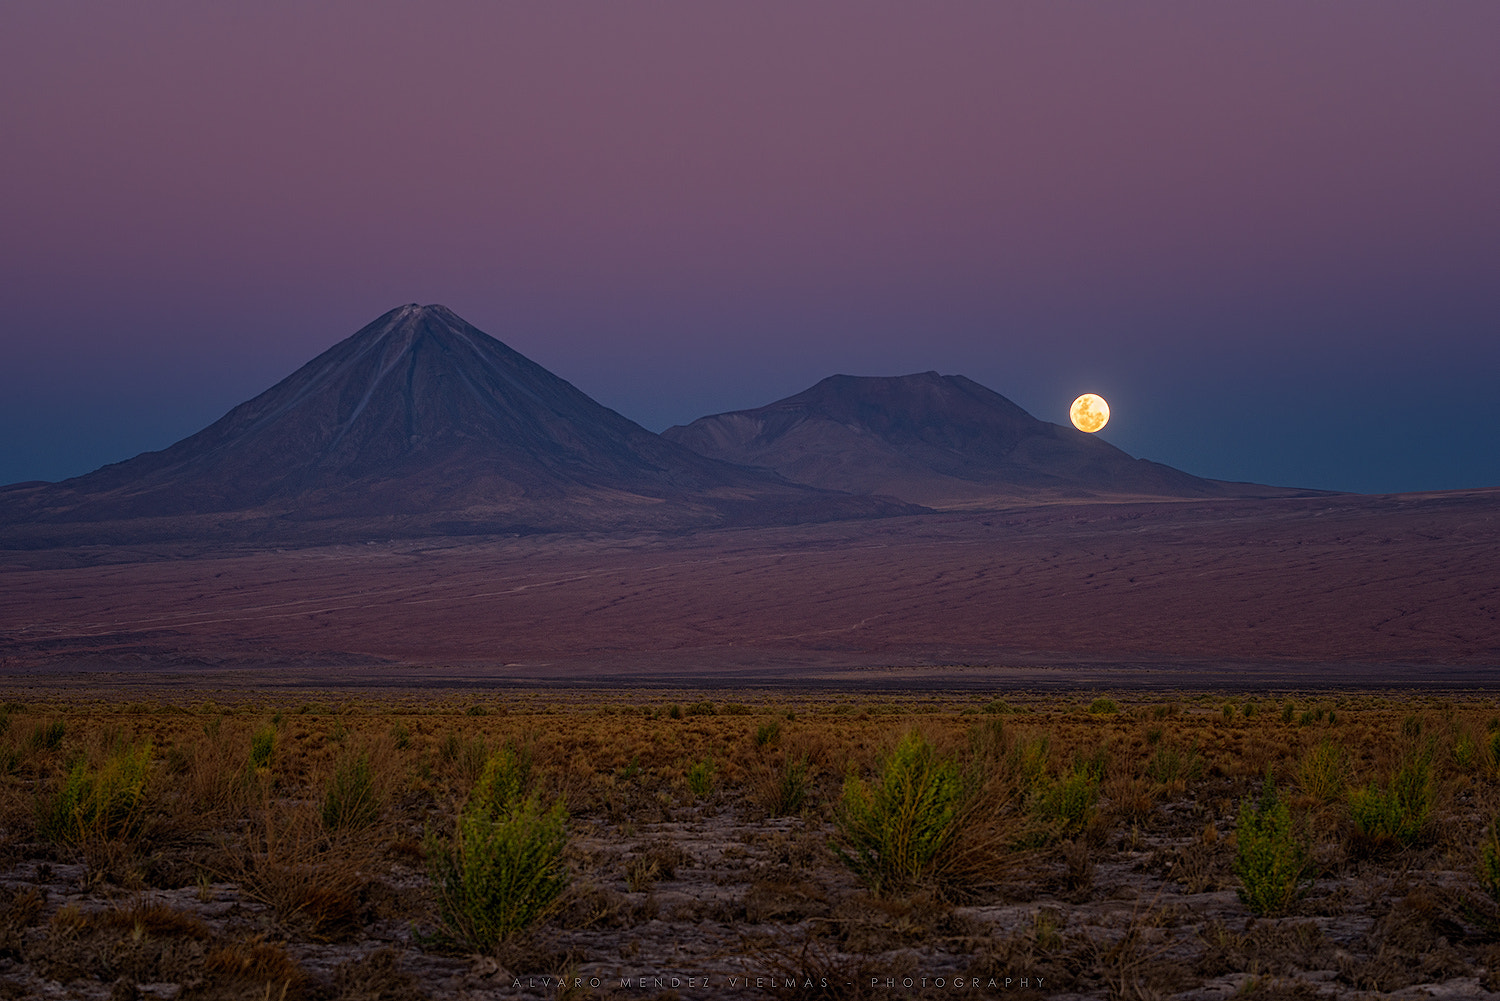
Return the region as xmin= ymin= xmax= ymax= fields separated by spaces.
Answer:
xmin=427 ymin=744 xmax=569 ymax=947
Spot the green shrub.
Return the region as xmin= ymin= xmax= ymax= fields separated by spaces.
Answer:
xmin=427 ymin=749 xmax=569 ymax=947
xmin=685 ymin=701 xmax=717 ymax=717
xmin=439 ymin=732 xmax=489 ymax=784
xmin=321 ymin=753 xmax=380 ymax=831
xmin=248 ymin=726 xmax=276 ymax=771
xmin=1074 ymin=744 xmax=1110 ymax=783
xmin=687 ymin=758 xmax=715 ymax=797
xmin=390 ymin=722 xmax=410 ymax=750
xmin=473 ymin=744 xmax=532 ymax=810
xmin=1242 ymin=701 xmax=1258 ymax=719
xmin=1281 ymin=702 xmax=1295 ymax=725
xmin=37 ymin=741 xmax=152 ymax=844
xmin=1453 ymin=731 xmax=1477 ymax=772
xmin=1348 ymin=751 xmax=1432 ymax=851
xmin=1145 ymin=742 xmax=1202 ymax=787
xmin=983 ymin=698 xmax=1015 ymax=715
xmin=666 ymin=704 xmax=682 ymax=720
xmin=762 ymin=753 xmax=811 ymax=816
xmin=1296 ymin=739 xmax=1347 ymax=802
xmin=1480 ymin=817 xmax=1500 ymax=903
xmin=29 ymin=720 xmax=66 ymax=752
xmin=1034 ymin=767 xmax=1099 ymax=836
xmin=1008 ymin=735 xmax=1051 ymax=792
xmin=1233 ymin=779 xmax=1307 ymax=916
xmin=754 ymin=720 xmax=781 ymax=748
xmin=1087 ymin=697 xmax=1118 ymax=716
xmin=835 ymin=731 xmax=963 ymax=894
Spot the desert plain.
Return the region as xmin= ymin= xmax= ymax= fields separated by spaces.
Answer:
xmin=3 ymin=489 xmax=1498 ymax=690
xmin=1 ymin=486 xmax=1500 ymax=999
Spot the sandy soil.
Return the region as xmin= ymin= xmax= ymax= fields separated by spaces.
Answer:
xmin=1 ymin=491 xmax=1497 ymax=687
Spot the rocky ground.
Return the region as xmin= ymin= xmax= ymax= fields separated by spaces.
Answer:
xmin=1 ymin=692 xmax=1499 ymax=999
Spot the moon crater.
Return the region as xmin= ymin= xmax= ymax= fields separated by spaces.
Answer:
xmin=1070 ymin=394 xmax=1110 ymax=433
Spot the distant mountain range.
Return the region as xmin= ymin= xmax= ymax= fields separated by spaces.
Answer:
xmin=664 ymin=372 xmax=1301 ymax=507
xmin=0 ymin=304 xmax=1301 ymax=546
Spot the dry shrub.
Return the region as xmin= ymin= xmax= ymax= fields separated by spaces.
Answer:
xmin=1075 ymin=901 xmax=1192 ymax=1001
xmin=750 ymin=749 xmax=813 ymax=816
xmin=553 ymin=880 xmax=634 ymax=930
xmin=321 ymin=751 xmax=381 ymax=831
xmin=167 ymin=726 xmax=260 ymax=825
xmin=31 ymin=902 xmax=215 ymax=988
xmin=0 ymin=887 xmax=43 ymax=960
xmin=748 ymin=934 xmax=911 ymax=1000
xmin=624 ymin=837 xmax=689 ymax=892
xmin=744 ymin=876 xmax=830 ymax=924
xmin=1196 ymin=918 xmax=1333 ymax=978
xmin=1296 ymin=738 xmax=1347 ymax=802
xmin=1101 ymin=772 xmax=1156 ymax=826
xmin=227 ymin=796 xmax=375 ymax=939
xmin=204 ymin=934 xmax=318 ymax=992
xmin=1336 ymin=887 xmax=1474 ymax=991
xmin=333 ymin=947 xmax=427 ymax=1001
xmin=967 ymin=908 xmax=1075 ymax=996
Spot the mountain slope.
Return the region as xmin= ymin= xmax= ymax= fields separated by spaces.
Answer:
xmin=664 ymin=372 xmax=1290 ymax=506
xmin=0 ymin=305 xmax=908 ymax=543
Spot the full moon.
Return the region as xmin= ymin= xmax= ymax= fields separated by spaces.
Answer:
xmin=1069 ymin=394 xmax=1110 ymax=433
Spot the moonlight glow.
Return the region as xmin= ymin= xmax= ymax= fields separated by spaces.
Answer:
xmin=1070 ymin=394 xmax=1110 ymax=433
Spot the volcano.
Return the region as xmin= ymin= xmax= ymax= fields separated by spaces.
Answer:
xmin=0 ymin=305 xmax=907 ymax=544
xmin=664 ymin=372 xmax=1300 ymax=507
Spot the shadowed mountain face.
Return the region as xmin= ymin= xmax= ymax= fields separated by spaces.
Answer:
xmin=0 ymin=305 xmax=907 ymax=542
xmin=664 ymin=373 xmax=1287 ymax=506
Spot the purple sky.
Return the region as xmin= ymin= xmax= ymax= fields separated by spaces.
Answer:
xmin=3 ymin=3 xmax=1497 ymax=494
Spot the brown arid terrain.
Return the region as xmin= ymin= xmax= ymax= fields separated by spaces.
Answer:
xmin=2 ymin=488 xmax=1498 ymax=687
xmin=4 ymin=690 xmax=1500 ymax=999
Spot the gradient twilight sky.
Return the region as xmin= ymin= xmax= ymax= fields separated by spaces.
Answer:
xmin=2 ymin=3 xmax=1497 ymax=494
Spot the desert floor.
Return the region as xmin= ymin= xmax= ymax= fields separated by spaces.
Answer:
xmin=3 ymin=689 xmax=1500 ymax=999
xmin=2 ymin=491 xmax=1498 ymax=685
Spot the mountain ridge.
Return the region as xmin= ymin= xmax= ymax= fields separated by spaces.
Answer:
xmin=664 ymin=371 xmax=1308 ymax=506
xmin=0 ymin=305 xmax=911 ymax=543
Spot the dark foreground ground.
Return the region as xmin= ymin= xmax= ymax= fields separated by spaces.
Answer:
xmin=5 ymin=689 xmax=1500 ymax=1000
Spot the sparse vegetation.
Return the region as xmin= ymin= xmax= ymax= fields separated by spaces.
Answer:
xmin=835 ymin=730 xmax=962 ymax=894
xmin=1348 ymin=749 xmax=1433 ymax=851
xmin=1034 ymin=765 xmax=1099 ymax=836
xmin=1233 ymin=778 xmax=1308 ymax=916
xmin=1 ymin=690 xmax=1497 ymax=998
xmin=321 ymin=751 xmax=380 ymax=831
xmin=686 ymin=756 xmax=716 ymax=797
xmin=1297 ymin=738 xmax=1347 ymax=801
xmin=426 ymin=745 xmax=569 ymax=948
xmin=36 ymin=740 xmax=152 ymax=845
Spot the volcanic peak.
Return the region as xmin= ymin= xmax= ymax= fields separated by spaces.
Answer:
xmin=664 ymin=371 xmax=1239 ymax=505
xmin=1 ymin=304 xmax=908 ymax=538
